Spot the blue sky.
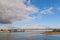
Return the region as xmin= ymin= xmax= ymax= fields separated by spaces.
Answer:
xmin=12 ymin=0 xmax=60 ymax=28
xmin=0 ymin=0 xmax=60 ymax=28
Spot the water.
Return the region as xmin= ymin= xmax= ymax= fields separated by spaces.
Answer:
xmin=0 ymin=32 xmax=60 ymax=40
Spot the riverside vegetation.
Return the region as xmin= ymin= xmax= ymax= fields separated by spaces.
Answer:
xmin=44 ymin=29 xmax=60 ymax=34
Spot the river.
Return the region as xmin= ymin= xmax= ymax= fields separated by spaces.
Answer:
xmin=0 ymin=32 xmax=60 ymax=40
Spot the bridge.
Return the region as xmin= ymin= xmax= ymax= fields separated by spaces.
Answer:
xmin=20 ymin=28 xmax=53 ymax=32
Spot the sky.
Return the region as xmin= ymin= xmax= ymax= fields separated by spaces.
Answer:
xmin=0 ymin=0 xmax=60 ymax=29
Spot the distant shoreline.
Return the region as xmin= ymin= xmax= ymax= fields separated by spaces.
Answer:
xmin=43 ymin=31 xmax=60 ymax=34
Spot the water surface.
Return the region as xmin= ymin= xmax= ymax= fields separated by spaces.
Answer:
xmin=0 ymin=32 xmax=60 ymax=40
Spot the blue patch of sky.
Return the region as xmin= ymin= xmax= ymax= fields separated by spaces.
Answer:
xmin=13 ymin=0 xmax=60 ymax=28
xmin=31 ymin=0 xmax=60 ymax=9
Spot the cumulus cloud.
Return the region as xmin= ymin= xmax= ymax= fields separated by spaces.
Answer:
xmin=40 ymin=7 xmax=53 ymax=14
xmin=0 ymin=0 xmax=39 ymax=24
xmin=0 ymin=0 xmax=54 ymax=24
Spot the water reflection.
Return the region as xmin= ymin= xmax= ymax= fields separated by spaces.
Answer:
xmin=0 ymin=32 xmax=60 ymax=40
xmin=0 ymin=32 xmax=26 ymax=40
xmin=25 ymin=32 xmax=48 ymax=40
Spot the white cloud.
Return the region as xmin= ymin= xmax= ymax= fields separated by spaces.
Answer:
xmin=0 ymin=0 xmax=39 ymax=24
xmin=0 ymin=0 xmax=54 ymax=24
xmin=26 ymin=5 xmax=39 ymax=13
xmin=21 ymin=24 xmax=50 ymax=29
xmin=40 ymin=7 xmax=53 ymax=14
